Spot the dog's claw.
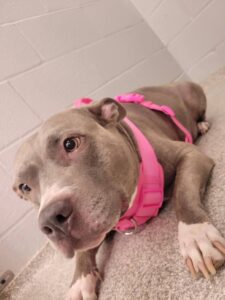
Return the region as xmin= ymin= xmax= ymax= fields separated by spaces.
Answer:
xmin=186 ymin=257 xmax=197 ymax=279
xmin=198 ymin=261 xmax=210 ymax=279
xmin=186 ymin=256 xmax=217 ymax=279
xmin=213 ymin=241 xmax=225 ymax=256
xmin=204 ymin=257 xmax=216 ymax=275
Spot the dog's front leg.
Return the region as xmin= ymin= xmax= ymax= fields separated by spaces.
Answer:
xmin=173 ymin=144 xmax=225 ymax=278
xmin=66 ymin=247 xmax=100 ymax=300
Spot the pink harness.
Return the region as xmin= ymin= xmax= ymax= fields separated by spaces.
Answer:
xmin=74 ymin=94 xmax=192 ymax=234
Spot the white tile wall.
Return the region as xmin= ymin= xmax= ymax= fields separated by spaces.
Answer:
xmin=82 ymin=22 xmax=162 ymax=82
xmin=0 ymin=0 xmax=184 ymax=277
xmin=0 ymin=26 xmax=41 ymax=81
xmin=0 ymin=210 xmax=46 ymax=275
xmin=188 ymin=51 xmax=221 ymax=81
xmin=17 ymin=0 xmax=141 ymax=60
xmin=169 ymin=0 xmax=225 ymax=71
xmin=130 ymin=0 xmax=163 ymax=17
xmin=0 ymin=132 xmax=38 ymax=176
xmin=216 ymin=40 xmax=225 ymax=64
xmin=91 ymin=49 xmax=181 ymax=99
xmin=0 ymin=0 xmax=46 ymax=25
xmin=10 ymin=49 xmax=105 ymax=119
xmin=10 ymin=22 xmax=164 ymax=119
xmin=179 ymin=0 xmax=211 ymax=18
xmin=130 ymin=49 xmax=182 ymax=85
xmin=0 ymin=0 xmax=100 ymax=24
xmin=147 ymin=0 xmax=190 ymax=45
xmin=0 ymin=167 xmax=31 ymax=239
xmin=40 ymin=0 xmax=80 ymax=12
xmin=132 ymin=0 xmax=225 ymax=81
xmin=0 ymin=83 xmax=41 ymax=150
xmin=82 ymin=0 xmax=141 ymax=37
xmin=41 ymin=0 xmax=97 ymax=12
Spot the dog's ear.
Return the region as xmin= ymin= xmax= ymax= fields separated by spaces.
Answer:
xmin=88 ymin=98 xmax=126 ymax=124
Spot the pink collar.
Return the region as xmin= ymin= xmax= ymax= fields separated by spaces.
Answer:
xmin=74 ymin=94 xmax=192 ymax=234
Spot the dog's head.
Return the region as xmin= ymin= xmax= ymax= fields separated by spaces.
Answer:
xmin=12 ymin=99 xmax=139 ymax=257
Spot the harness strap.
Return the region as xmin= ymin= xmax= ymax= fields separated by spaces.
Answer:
xmin=114 ymin=116 xmax=164 ymax=232
xmin=74 ymin=93 xmax=193 ymax=233
xmin=115 ymin=93 xmax=193 ymax=143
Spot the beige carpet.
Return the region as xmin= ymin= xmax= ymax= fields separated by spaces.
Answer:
xmin=2 ymin=68 xmax=225 ymax=300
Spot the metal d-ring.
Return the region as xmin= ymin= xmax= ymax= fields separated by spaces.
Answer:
xmin=122 ymin=218 xmax=138 ymax=236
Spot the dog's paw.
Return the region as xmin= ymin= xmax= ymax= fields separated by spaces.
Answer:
xmin=197 ymin=121 xmax=210 ymax=135
xmin=178 ymin=221 xmax=225 ymax=279
xmin=65 ymin=271 xmax=100 ymax=300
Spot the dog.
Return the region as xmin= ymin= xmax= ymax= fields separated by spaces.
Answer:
xmin=12 ymin=82 xmax=225 ymax=300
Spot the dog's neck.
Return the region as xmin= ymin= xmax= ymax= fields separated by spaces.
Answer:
xmin=116 ymin=120 xmax=141 ymax=162
xmin=115 ymin=120 xmax=140 ymax=210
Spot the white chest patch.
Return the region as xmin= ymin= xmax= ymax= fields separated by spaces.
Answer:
xmin=129 ymin=186 xmax=137 ymax=208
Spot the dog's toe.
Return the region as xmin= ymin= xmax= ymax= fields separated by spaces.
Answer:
xmin=178 ymin=222 xmax=225 ymax=279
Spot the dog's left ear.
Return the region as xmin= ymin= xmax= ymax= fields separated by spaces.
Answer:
xmin=88 ymin=98 xmax=126 ymax=124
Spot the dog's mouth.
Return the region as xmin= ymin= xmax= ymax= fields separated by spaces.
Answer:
xmin=53 ymin=238 xmax=75 ymax=258
xmin=51 ymin=214 xmax=122 ymax=257
xmin=45 ymin=198 xmax=123 ymax=258
xmin=52 ymin=231 xmax=108 ymax=258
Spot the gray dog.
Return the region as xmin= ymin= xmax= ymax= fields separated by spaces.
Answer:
xmin=13 ymin=82 xmax=225 ymax=300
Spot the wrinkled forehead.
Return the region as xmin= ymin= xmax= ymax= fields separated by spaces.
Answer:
xmin=14 ymin=107 xmax=98 ymax=177
xmin=39 ymin=107 xmax=97 ymax=141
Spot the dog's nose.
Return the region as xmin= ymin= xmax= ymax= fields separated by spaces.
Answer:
xmin=38 ymin=199 xmax=73 ymax=237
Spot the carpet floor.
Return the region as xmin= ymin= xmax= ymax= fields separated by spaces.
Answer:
xmin=1 ymin=67 xmax=225 ymax=300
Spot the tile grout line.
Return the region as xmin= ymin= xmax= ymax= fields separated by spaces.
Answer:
xmin=186 ymin=35 xmax=225 ymax=76
xmin=0 ymin=160 xmax=11 ymax=177
xmin=153 ymin=0 xmax=213 ymax=79
xmin=8 ymin=20 xmax=143 ymax=82
xmin=167 ymin=0 xmax=214 ymax=48
xmin=186 ymin=50 xmax=216 ymax=75
xmin=140 ymin=0 xmax=165 ymax=19
xmin=148 ymin=0 xmax=165 ymax=17
xmin=160 ymin=0 xmax=215 ymax=76
xmin=0 ymin=38 xmax=154 ymax=155
xmin=0 ymin=161 xmax=8 ymax=174
xmin=87 ymin=48 xmax=165 ymax=97
xmin=172 ymin=72 xmax=189 ymax=82
xmin=0 ymin=0 xmax=101 ymax=28
xmin=165 ymin=0 xmax=212 ymax=48
xmin=0 ymin=20 xmax=143 ymax=83
xmin=0 ymin=208 xmax=34 ymax=241
xmin=0 ymin=0 xmax=133 ymax=28
xmin=15 ymin=24 xmax=45 ymax=62
xmin=0 ymin=46 xmax=152 ymax=154
xmin=0 ymin=123 xmax=41 ymax=153
xmin=8 ymin=81 xmax=43 ymax=121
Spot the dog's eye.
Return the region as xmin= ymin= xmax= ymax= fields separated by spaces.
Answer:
xmin=19 ymin=183 xmax=31 ymax=193
xmin=63 ymin=137 xmax=80 ymax=152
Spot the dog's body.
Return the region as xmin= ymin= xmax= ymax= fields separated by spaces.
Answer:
xmin=13 ymin=82 xmax=225 ymax=300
